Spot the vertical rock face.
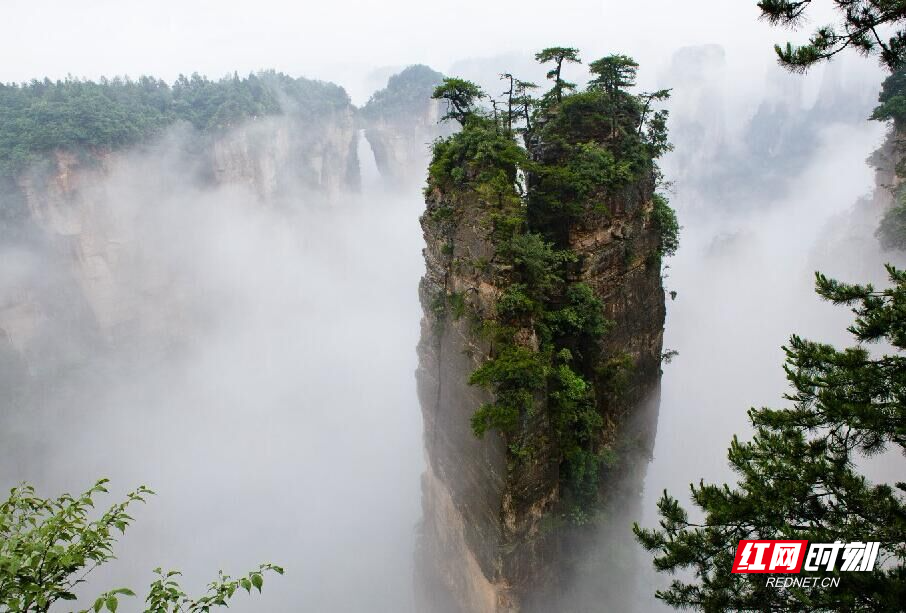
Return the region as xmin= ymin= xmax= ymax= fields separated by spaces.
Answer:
xmin=416 ymin=186 xmax=513 ymax=612
xmin=360 ymin=65 xmax=450 ymax=186
xmin=415 ymin=109 xmax=667 ymax=611
xmin=211 ymin=110 xmax=359 ymax=199
xmin=0 ymin=108 xmax=360 ymax=373
xmin=363 ymin=110 xmax=441 ymax=186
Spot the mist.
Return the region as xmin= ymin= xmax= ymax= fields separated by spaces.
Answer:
xmin=0 ymin=123 xmax=428 ymax=611
xmin=634 ymin=67 xmax=906 ymax=612
xmin=529 ymin=47 xmax=905 ymax=611
xmin=2 ymin=3 xmax=906 ymax=610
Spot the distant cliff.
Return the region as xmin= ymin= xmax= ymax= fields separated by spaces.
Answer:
xmin=660 ymin=45 xmax=879 ymax=210
xmin=414 ymin=57 xmax=676 ymax=611
xmin=869 ymin=67 xmax=906 ymax=252
xmin=0 ymin=66 xmax=442 ymax=378
xmin=360 ymin=65 xmax=450 ymax=186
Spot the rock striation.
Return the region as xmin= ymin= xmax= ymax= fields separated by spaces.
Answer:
xmin=414 ymin=65 xmax=672 ymax=611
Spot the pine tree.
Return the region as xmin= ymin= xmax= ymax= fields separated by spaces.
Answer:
xmin=634 ymin=266 xmax=906 ymax=611
xmin=534 ymin=47 xmax=581 ymax=103
xmin=757 ymin=0 xmax=906 ymax=71
xmin=588 ymin=55 xmax=638 ymax=94
xmin=431 ymin=78 xmax=484 ymax=126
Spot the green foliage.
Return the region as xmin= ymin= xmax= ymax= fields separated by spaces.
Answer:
xmin=0 ymin=480 xmax=150 ymax=611
xmin=651 ymin=193 xmax=680 ymax=257
xmin=528 ymin=81 xmax=673 ymax=237
xmin=469 ymin=345 xmax=548 ymax=437
xmin=428 ymin=48 xmax=676 ymax=518
xmin=871 ymin=66 xmax=906 ymax=127
xmin=635 ymin=266 xmax=906 ymax=610
xmin=543 ymin=283 xmax=611 ymax=345
xmin=476 ymin=233 xmax=612 ymax=512
xmin=448 ymin=291 xmax=467 ymax=320
xmin=548 ymin=354 xmax=606 ymax=509
xmin=529 ymin=138 xmax=636 ymax=233
xmin=361 ymin=65 xmax=444 ymax=122
xmin=427 ymin=202 xmax=455 ymax=224
xmin=878 ymin=188 xmax=906 ymax=251
xmin=505 ymin=233 xmax=573 ymax=299
xmin=142 ymin=564 xmax=283 ymax=613
xmin=496 ymin=284 xmax=541 ymax=320
xmin=541 ymin=89 xmax=638 ymax=145
xmin=534 ymin=47 xmax=581 ymax=103
xmin=596 ymin=352 xmax=635 ymax=400
xmin=0 ymin=71 xmax=350 ymax=177
xmin=431 ymin=78 xmax=484 ymax=126
xmin=757 ymin=0 xmax=906 ymax=72
xmin=0 ymin=479 xmax=282 ymax=613
xmin=588 ymin=55 xmax=639 ymax=93
xmin=872 ymin=67 xmax=906 ymax=250
xmin=427 ymin=116 xmax=526 ymax=209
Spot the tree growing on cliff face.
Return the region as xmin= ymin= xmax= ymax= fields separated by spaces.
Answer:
xmin=431 ymin=78 xmax=484 ymax=126
xmin=757 ymin=0 xmax=906 ymax=71
xmin=513 ymin=79 xmax=539 ymax=133
xmin=635 ymin=267 xmax=906 ymax=610
xmin=871 ymin=66 xmax=906 ymax=251
xmin=427 ymin=50 xmax=678 ymax=524
xmin=534 ymin=47 xmax=581 ymax=103
xmin=0 ymin=479 xmax=282 ymax=612
xmin=588 ymin=54 xmax=638 ymax=94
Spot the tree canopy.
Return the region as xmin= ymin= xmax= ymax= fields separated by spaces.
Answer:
xmin=871 ymin=65 xmax=906 ymax=251
xmin=588 ymin=54 xmax=639 ymax=94
xmin=431 ymin=78 xmax=484 ymax=126
xmin=425 ymin=48 xmax=677 ymax=521
xmin=635 ymin=267 xmax=906 ymax=610
xmin=361 ymin=64 xmax=445 ymax=122
xmin=534 ymin=47 xmax=581 ymax=103
xmin=0 ymin=71 xmax=351 ymax=177
xmin=758 ymin=0 xmax=906 ymax=71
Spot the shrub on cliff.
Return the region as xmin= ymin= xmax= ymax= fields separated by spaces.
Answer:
xmin=426 ymin=48 xmax=678 ymax=521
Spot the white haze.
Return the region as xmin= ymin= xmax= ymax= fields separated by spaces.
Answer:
xmin=0 ymin=130 xmax=426 ymax=611
xmin=1 ymin=0 xmax=846 ymax=105
xmin=635 ymin=96 xmax=906 ymax=611
xmin=2 ymin=2 xmax=906 ymax=610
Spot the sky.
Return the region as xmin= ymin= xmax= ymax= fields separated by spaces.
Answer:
xmin=3 ymin=0 xmax=844 ymax=103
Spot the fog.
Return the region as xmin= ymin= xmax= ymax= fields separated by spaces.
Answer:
xmin=0 ymin=128 xmax=427 ymax=610
xmin=634 ymin=69 xmax=906 ymax=611
xmin=0 ymin=1 xmax=843 ymax=104
xmin=3 ymin=2 xmax=906 ymax=611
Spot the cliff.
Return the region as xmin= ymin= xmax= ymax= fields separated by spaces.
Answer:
xmin=0 ymin=64 xmax=461 ymax=376
xmin=414 ymin=61 xmax=675 ymax=611
xmin=660 ymin=45 xmax=878 ymax=211
xmin=361 ymin=65 xmax=450 ymax=186
xmin=0 ymin=77 xmax=360 ymax=376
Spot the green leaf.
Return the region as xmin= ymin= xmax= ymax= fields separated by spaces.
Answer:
xmin=251 ymin=573 xmax=263 ymax=592
xmin=106 ymin=595 xmax=118 ymax=612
